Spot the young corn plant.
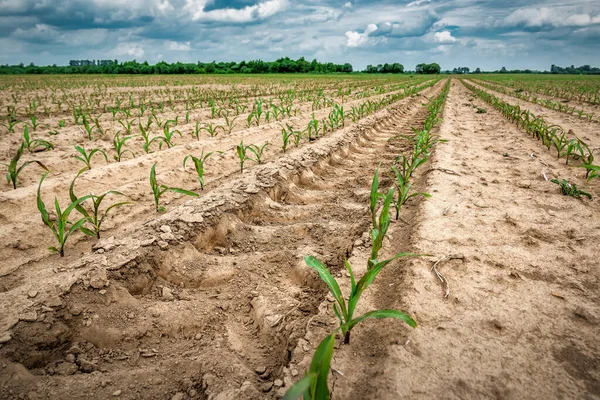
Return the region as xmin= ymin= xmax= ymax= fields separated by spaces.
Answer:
xmin=150 ymin=163 xmax=199 ymax=212
xmin=23 ymin=126 xmax=54 ymax=152
xmin=113 ymin=132 xmax=135 ymax=161
xmin=69 ymin=172 xmax=132 ymax=239
xmin=200 ymin=122 xmax=223 ymax=137
xmin=81 ymin=115 xmax=96 ymax=140
xmin=183 ymin=149 xmax=213 ymax=190
xmin=139 ymin=123 xmax=165 ymax=154
xmin=3 ymin=143 xmax=49 ymax=189
xmin=223 ymin=114 xmax=237 ymax=134
xmin=281 ymin=125 xmax=291 ymax=153
xmin=574 ymin=140 xmax=598 ymax=180
xmin=159 ymin=125 xmax=182 ymax=148
xmin=391 ymin=165 xmax=431 ymax=220
xmin=247 ymin=143 xmax=268 ymax=164
xmin=551 ymin=178 xmax=592 ymax=200
xmin=282 ymin=334 xmax=335 ymax=400
xmin=305 ymin=254 xmax=417 ymax=345
xmin=29 ymin=115 xmax=40 ymax=131
xmin=0 ymin=119 xmax=20 ymax=133
xmin=236 ymin=141 xmax=253 ymax=173
xmin=74 ymin=145 xmax=108 ymax=170
xmin=37 ymin=173 xmax=93 ymax=257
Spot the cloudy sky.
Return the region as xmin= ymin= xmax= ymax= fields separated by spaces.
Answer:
xmin=1 ymin=0 xmax=599 ymax=71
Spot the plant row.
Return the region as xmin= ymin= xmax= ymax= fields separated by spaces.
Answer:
xmin=284 ymin=79 xmax=450 ymax=399
xmin=462 ymin=80 xmax=599 ymax=181
xmin=471 ymin=79 xmax=600 ymax=123
xmin=476 ymin=75 xmax=600 ymax=106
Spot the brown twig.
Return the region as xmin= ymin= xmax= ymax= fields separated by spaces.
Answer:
xmin=431 ymin=254 xmax=465 ymax=298
xmin=427 ymin=167 xmax=461 ymax=176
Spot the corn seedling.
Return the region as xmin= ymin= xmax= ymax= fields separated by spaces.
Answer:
xmin=113 ymin=132 xmax=135 ymax=161
xmin=247 ymin=143 xmax=268 ymax=164
xmin=139 ymin=123 xmax=165 ymax=154
xmin=574 ymin=140 xmax=598 ymax=180
xmin=305 ymin=255 xmax=417 ymax=345
xmin=159 ymin=125 xmax=182 ymax=148
xmin=58 ymin=119 xmax=66 ymax=128
xmin=150 ymin=163 xmax=199 ymax=212
xmin=81 ymin=115 xmax=96 ymax=140
xmin=69 ymin=171 xmax=132 ymax=239
xmin=551 ymin=178 xmax=592 ymax=199
xmin=74 ymin=145 xmax=108 ymax=170
xmin=1 ymin=119 xmax=20 ymax=133
xmin=369 ymin=166 xmax=385 ymax=230
xmin=282 ymin=334 xmax=335 ymax=400
xmin=200 ymin=122 xmax=223 ymax=137
xmin=183 ymin=149 xmax=213 ymax=190
xmin=118 ymin=118 xmax=135 ymax=135
xmin=29 ymin=115 xmax=40 ymax=131
xmin=235 ymin=141 xmax=253 ymax=173
xmin=562 ymin=138 xmax=579 ymax=165
xmin=3 ymin=143 xmax=49 ymax=189
xmin=280 ymin=125 xmax=292 ymax=153
xmin=223 ymin=114 xmax=237 ymax=134
xmin=23 ymin=126 xmax=54 ymax=152
xmin=37 ymin=172 xmax=93 ymax=257
xmin=391 ymin=165 xmax=431 ymax=220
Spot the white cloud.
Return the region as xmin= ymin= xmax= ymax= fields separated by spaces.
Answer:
xmin=190 ymin=0 xmax=287 ymax=23
xmin=345 ymin=23 xmax=378 ymax=47
xmin=343 ymin=2 xmax=352 ymax=8
xmin=167 ymin=40 xmax=192 ymax=51
xmin=303 ymin=7 xmax=342 ymax=23
xmin=503 ymin=7 xmax=600 ymax=28
xmin=407 ymin=0 xmax=431 ymax=7
xmin=114 ymin=43 xmax=145 ymax=59
xmin=434 ymin=30 xmax=457 ymax=43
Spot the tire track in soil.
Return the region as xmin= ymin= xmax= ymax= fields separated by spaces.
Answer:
xmin=0 ymin=83 xmax=444 ymax=399
xmin=330 ymin=78 xmax=599 ymax=399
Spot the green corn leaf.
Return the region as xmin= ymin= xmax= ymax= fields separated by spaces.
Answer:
xmin=165 ymin=187 xmax=199 ymax=197
xmin=304 ymin=256 xmax=347 ymax=318
xmin=80 ymin=226 xmax=97 ymax=237
xmin=282 ymin=374 xmax=316 ymax=400
xmin=313 ymin=334 xmax=335 ymax=398
xmin=344 ymin=309 xmax=417 ymax=332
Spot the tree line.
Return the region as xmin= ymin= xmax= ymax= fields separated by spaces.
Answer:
xmin=0 ymin=58 xmax=447 ymax=75
xmin=0 ymin=58 xmax=354 ymax=75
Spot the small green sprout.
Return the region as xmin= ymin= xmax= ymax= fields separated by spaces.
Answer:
xmin=183 ymin=149 xmax=213 ymax=190
xmin=69 ymin=171 xmax=132 ymax=239
xmin=37 ymin=172 xmax=93 ymax=257
xmin=23 ymin=126 xmax=53 ymax=152
xmin=74 ymin=145 xmax=108 ymax=170
xmin=3 ymin=143 xmax=49 ymax=189
xmin=150 ymin=163 xmax=198 ymax=212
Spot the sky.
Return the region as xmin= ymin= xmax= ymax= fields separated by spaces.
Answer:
xmin=0 ymin=0 xmax=599 ymax=71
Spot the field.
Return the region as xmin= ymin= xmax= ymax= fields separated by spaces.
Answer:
xmin=0 ymin=74 xmax=598 ymax=399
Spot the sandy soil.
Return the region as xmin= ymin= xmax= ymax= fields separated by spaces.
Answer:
xmin=321 ymin=79 xmax=599 ymax=399
xmin=1 ymin=77 xmax=598 ymax=400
